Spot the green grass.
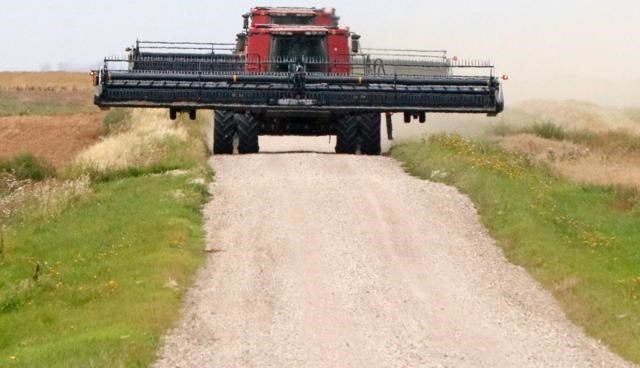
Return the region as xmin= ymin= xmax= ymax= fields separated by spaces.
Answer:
xmin=0 ymin=154 xmax=56 ymax=181
xmin=0 ymin=91 xmax=96 ymax=117
xmin=0 ymin=172 xmax=209 ymax=367
xmin=492 ymin=120 xmax=567 ymax=140
xmin=489 ymin=120 xmax=518 ymax=136
xmin=101 ymin=109 xmax=131 ymax=136
xmin=391 ymin=135 xmax=640 ymax=363
xmin=526 ymin=121 xmax=567 ymax=140
xmin=0 ymin=108 xmax=212 ymax=367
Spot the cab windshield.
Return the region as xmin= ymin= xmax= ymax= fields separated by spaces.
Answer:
xmin=270 ymin=35 xmax=327 ymax=72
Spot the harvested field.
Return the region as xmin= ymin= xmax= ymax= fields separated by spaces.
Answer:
xmin=0 ymin=90 xmax=96 ymax=117
xmin=0 ymin=72 xmax=101 ymax=166
xmin=0 ymin=72 xmax=96 ymax=117
xmin=0 ymin=113 xmax=102 ymax=166
xmin=0 ymin=72 xmax=93 ymax=92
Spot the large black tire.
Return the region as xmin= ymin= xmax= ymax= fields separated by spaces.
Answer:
xmin=237 ymin=112 xmax=260 ymax=154
xmin=213 ymin=110 xmax=236 ymax=155
xmin=358 ymin=113 xmax=382 ymax=155
xmin=335 ymin=115 xmax=358 ymax=154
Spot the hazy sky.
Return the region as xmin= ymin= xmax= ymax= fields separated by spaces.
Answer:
xmin=2 ymin=0 xmax=639 ymax=104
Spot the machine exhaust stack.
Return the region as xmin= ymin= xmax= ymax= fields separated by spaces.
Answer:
xmin=351 ymin=33 xmax=361 ymax=54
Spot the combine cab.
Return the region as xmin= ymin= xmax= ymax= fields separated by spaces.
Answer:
xmin=93 ymin=6 xmax=504 ymax=155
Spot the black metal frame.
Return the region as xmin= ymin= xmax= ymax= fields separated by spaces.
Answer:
xmin=94 ymin=43 xmax=503 ymax=115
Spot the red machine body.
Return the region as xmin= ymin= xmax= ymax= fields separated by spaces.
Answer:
xmin=243 ymin=7 xmax=350 ymax=74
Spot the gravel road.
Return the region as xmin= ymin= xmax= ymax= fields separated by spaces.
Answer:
xmin=155 ymin=137 xmax=633 ymax=368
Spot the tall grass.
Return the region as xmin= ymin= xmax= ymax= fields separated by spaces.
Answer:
xmin=493 ymin=121 xmax=640 ymax=155
xmin=101 ymin=108 xmax=131 ymax=136
xmin=0 ymin=174 xmax=90 ymax=226
xmin=491 ymin=101 xmax=640 ymax=157
xmin=0 ymin=154 xmax=88 ymax=228
xmin=526 ymin=121 xmax=567 ymax=140
xmin=488 ymin=101 xmax=640 ymax=191
xmin=493 ymin=120 xmax=568 ymax=141
xmin=71 ymin=109 xmax=209 ymax=181
xmin=506 ymin=100 xmax=640 ymax=134
xmin=569 ymin=130 xmax=640 ymax=154
xmin=0 ymin=154 xmax=56 ymax=181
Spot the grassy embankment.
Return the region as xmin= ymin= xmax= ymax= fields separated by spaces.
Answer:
xmin=492 ymin=102 xmax=640 ymax=190
xmin=0 ymin=107 xmax=213 ymax=367
xmin=391 ymin=103 xmax=640 ymax=363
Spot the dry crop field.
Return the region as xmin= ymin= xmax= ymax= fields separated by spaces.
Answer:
xmin=0 ymin=72 xmax=101 ymax=166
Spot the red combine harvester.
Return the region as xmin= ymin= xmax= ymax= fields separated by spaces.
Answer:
xmin=93 ymin=6 xmax=504 ymax=155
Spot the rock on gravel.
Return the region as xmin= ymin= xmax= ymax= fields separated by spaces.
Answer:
xmin=154 ymin=137 xmax=634 ymax=368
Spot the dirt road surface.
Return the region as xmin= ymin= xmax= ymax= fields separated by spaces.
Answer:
xmin=155 ymin=137 xmax=633 ymax=368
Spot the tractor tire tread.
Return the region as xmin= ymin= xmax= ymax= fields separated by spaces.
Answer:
xmin=335 ymin=115 xmax=359 ymax=154
xmin=237 ymin=112 xmax=260 ymax=154
xmin=359 ymin=113 xmax=382 ymax=155
xmin=213 ymin=110 xmax=236 ymax=155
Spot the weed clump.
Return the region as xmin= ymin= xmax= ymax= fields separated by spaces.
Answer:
xmin=0 ymin=153 xmax=56 ymax=181
xmin=101 ymin=108 xmax=131 ymax=136
xmin=490 ymin=121 xmax=517 ymax=136
xmin=610 ymin=186 xmax=640 ymax=213
xmin=489 ymin=120 xmax=567 ymax=141
xmin=72 ymin=109 xmax=206 ymax=181
xmin=524 ymin=121 xmax=567 ymax=140
xmin=569 ymin=130 xmax=640 ymax=154
xmin=0 ymin=173 xmax=91 ymax=224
